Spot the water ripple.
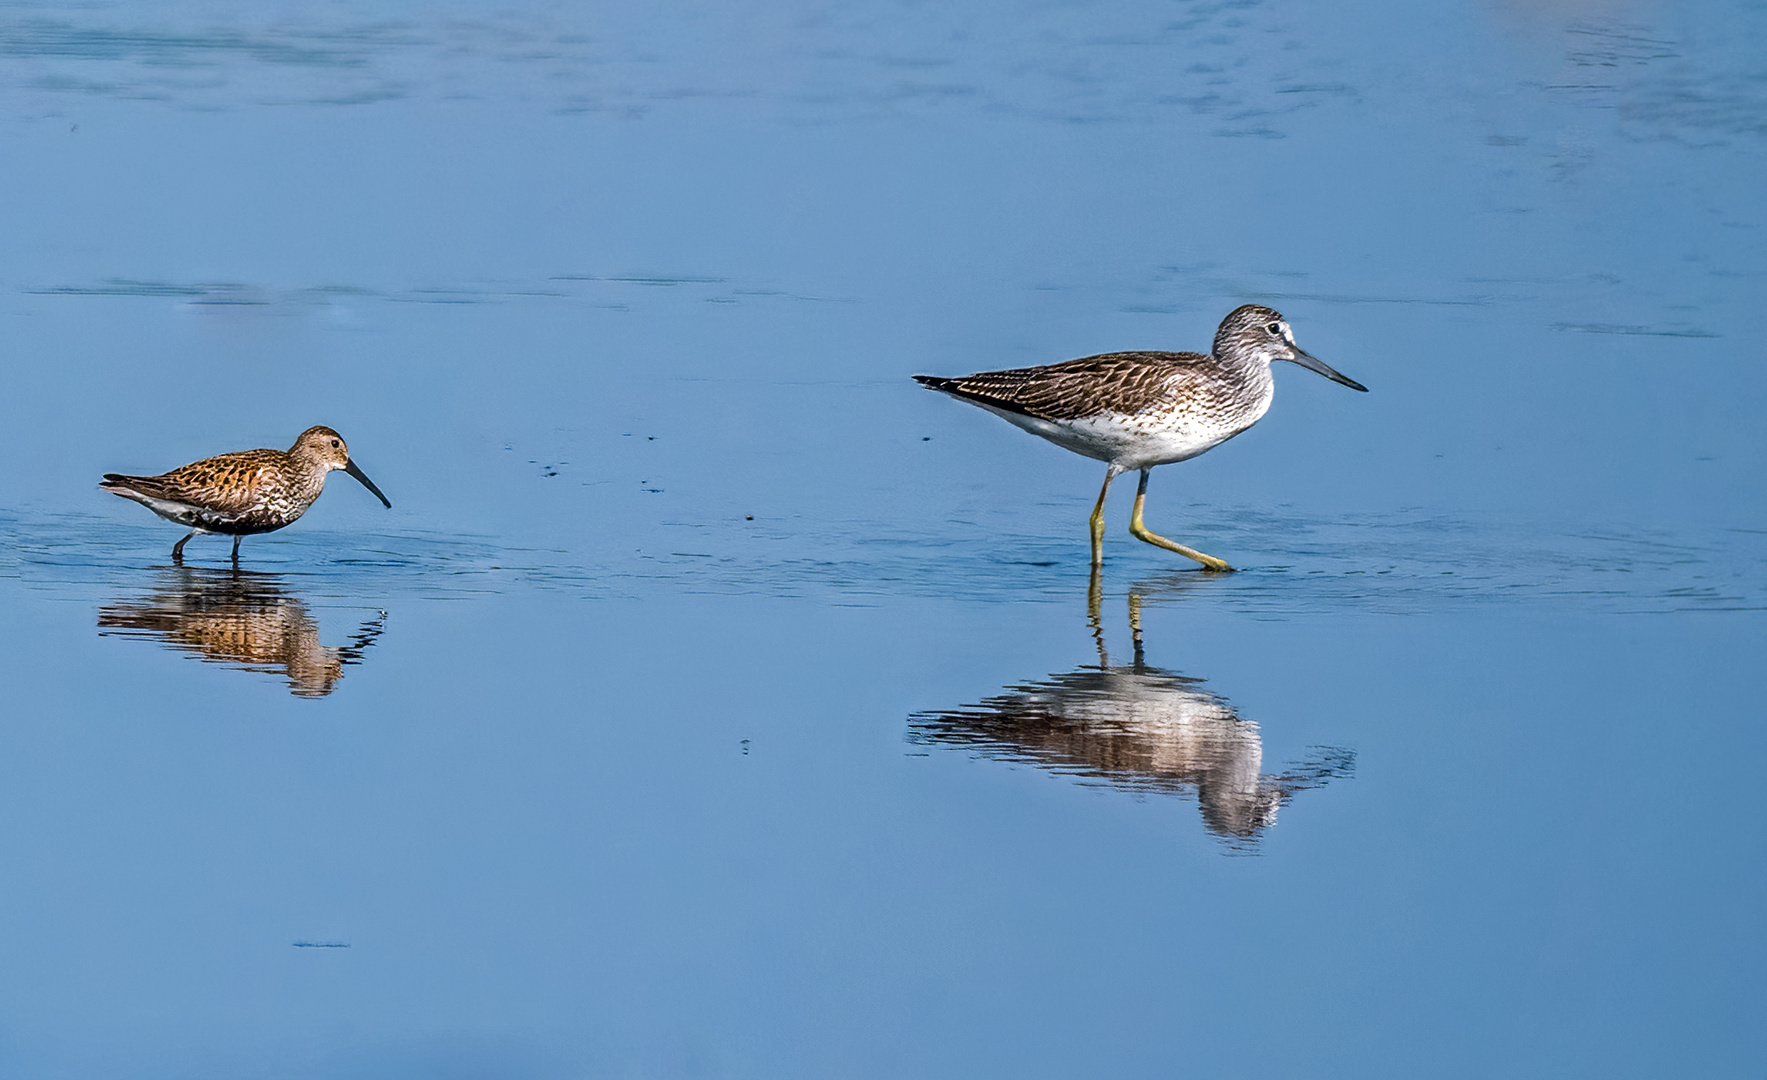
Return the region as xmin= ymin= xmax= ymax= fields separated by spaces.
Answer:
xmin=4 ymin=509 xmax=1759 ymax=616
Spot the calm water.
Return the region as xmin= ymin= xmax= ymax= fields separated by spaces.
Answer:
xmin=1 ymin=1 xmax=1764 ymax=1076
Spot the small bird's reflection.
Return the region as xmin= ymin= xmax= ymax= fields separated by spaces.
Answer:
xmin=98 ymin=566 xmax=385 ymax=698
xmin=908 ymin=573 xmax=1353 ymax=848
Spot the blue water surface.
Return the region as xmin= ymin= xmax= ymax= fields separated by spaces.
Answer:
xmin=0 ymin=1 xmax=1763 ymax=1076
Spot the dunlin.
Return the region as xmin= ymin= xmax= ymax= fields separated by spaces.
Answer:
xmin=102 ymin=425 xmax=391 ymax=562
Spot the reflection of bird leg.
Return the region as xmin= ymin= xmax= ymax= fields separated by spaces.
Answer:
xmin=1089 ymin=465 xmax=1122 ymax=566
xmin=1087 ymin=565 xmax=1108 ymax=668
xmin=171 ymin=530 xmax=197 ymax=562
xmin=1128 ymin=590 xmax=1146 ymax=671
xmin=1128 ymin=469 xmax=1232 ymax=571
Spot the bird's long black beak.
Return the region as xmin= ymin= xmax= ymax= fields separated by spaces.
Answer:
xmin=1285 ymin=347 xmax=1368 ymax=392
xmin=344 ymin=459 xmax=392 ymax=508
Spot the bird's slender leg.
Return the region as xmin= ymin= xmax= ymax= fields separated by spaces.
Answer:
xmin=171 ymin=530 xmax=197 ymax=563
xmin=230 ymin=535 xmax=242 ymax=563
xmin=1089 ymin=465 xmax=1122 ymax=566
xmin=1128 ymin=469 xmax=1233 ymax=572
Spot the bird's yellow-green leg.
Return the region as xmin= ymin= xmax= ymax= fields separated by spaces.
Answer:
xmin=1089 ymin=466 xmax=1121 ymax=566
xmin=1128 ymin=469 xmax=1234 ymax=572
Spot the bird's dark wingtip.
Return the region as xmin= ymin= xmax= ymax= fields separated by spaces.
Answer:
xmin=912 ymin=374 xmax=949 ymax=389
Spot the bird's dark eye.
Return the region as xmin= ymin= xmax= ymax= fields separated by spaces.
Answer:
xmin=1266 ymin=322 xmax=1283 ymax=335
xmin=331 ymin=439 xmax=341 ymax=448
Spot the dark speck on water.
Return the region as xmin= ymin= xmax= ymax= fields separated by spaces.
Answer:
xmin=1 ymin=0 xmax=1764 ymax=1077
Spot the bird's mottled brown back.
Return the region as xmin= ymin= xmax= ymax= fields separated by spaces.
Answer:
xmin=919 ymin=351 xmax=1212 ymax=421
xmin=150 ymin=449 xmax=290 ymax=515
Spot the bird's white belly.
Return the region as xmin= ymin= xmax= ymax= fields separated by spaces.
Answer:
xmin=984 ymin=405 xmax=1255 ymax=470
xmin=118 ymin=491 xmax=244 ymax=530
xmin=128 ymin=494 xmax=211 ymax=527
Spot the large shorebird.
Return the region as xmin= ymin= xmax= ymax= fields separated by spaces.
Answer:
xmin=914 ymin=304 xmax=1366 ymax=570
xmin=101 ymin=425 xmax=391 ymax=562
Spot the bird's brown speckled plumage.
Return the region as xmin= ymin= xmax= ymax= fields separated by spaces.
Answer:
xmin=914 ymin=304 xmax=1367 ymax=569
xmin=102 ymin=425 xmax=391 ymax=561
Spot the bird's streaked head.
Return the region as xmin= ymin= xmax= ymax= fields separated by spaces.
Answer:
xmin=290 ymin=426 xmax=392 ymax=507
xmin=291 ymin=425 xmax=353 ymax=469
xmin=1214 ymin=304 xmax=1367 ymax=392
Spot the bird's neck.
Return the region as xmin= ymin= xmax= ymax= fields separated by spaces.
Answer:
xmin=285 ymin=454 xmax=332 ymax=497
xmin=1214 ymin=348 xmax=1272 ymax=385
xmin=287 ymin=446 xmax=326 ymax=469
xmin=1214 ymin=353 xmax=1276 ymax=420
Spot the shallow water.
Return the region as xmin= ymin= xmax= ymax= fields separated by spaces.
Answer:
xmin=1 ymin=1 xmax=1764 ymax=1076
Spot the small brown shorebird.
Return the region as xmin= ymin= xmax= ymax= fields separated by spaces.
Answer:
xmin=914 ymin=304 xmax=1366 ymax=570
xmin=101 ymin=425 xmax=391 ymax=562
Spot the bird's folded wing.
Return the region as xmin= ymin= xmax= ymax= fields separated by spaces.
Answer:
xmin=928 ymin=351 xmax=1207 ymax=421
xmin=106 ymin=453 xmax=277 ymax=514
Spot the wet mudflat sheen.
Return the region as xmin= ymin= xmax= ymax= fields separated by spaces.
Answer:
xmin=1 ymin=1 xmax=1764 ymax=1076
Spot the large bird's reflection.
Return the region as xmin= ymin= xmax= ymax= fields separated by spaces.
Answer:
xmin=99 ymin=566 xmax=385 ymax=698
xmin=908 ymin=575 xmax=1353 ymax=847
